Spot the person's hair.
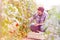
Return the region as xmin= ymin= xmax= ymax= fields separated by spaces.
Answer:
xmin=38 ymin=7 xmax=44 ymax=12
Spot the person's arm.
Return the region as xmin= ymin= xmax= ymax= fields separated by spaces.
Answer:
xmin=35 ymin=21 xmax=44 ymax=26
xmin=29 ymin=14 xmax=36 ymax=23
xmin=29 ymin=17 xmax=34 ymax=23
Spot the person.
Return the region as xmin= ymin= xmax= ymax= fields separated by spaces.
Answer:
xmin=29 ymin=7 xmax=48 ymax=33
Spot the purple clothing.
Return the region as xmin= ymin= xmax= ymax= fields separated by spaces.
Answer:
xmin=30 ymin=12 xmax=47 ymax=24
xmin=30 ymin=25 xmax=45 ymax=33
xmin=30 ymin=25 xmax=42 ymax=33
xmin=30 ymin=12 xmax=47 ymax=32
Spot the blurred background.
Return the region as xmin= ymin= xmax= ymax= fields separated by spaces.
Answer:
xmin=0 ymin=0 xmax=60 ymax=40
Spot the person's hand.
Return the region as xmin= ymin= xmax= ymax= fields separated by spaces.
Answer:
xmin=35 ymin=23 xmax=40 ymax=26
xmin=35 ymin=23 xmax=43 ymax=26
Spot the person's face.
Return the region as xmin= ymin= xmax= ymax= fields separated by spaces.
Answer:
xmin=37 ymin=10 xmax=43 ymax=15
